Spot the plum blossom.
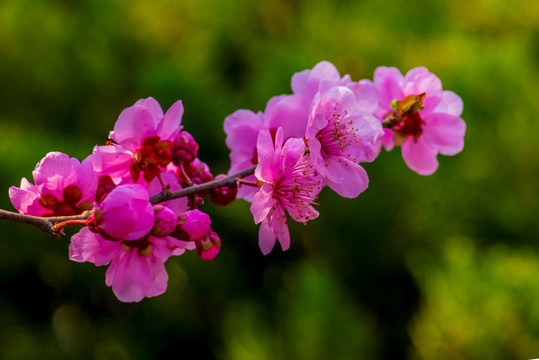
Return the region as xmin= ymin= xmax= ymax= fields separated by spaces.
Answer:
xmin=70 ymin=175 xmax=193 ymax=302
xmin=373 ymin=67 xmax=466 ymax=175
xmin=88 ymin=97 xmax=183 ymax=184
xmin=306 ymin=83 xmax=383 ymax=198
xmin=9 ymin=152 xmax=98 ymax=216
xmin=224 ymin=62 xmax=341 ymax=201
xmin=251 ymin=127 xmax=322 ymax=255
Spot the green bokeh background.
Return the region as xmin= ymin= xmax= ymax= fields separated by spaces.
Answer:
xmin=1 ymin=0 xmax=538 ymax=359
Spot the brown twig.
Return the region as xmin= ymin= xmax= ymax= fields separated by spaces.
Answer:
xmin=0 ymin=209 xmax=93 ymax=239
xmin=149 ymin=165 xmax=256 ymax=203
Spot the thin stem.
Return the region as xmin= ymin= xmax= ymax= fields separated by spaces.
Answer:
xmin=150 ymin=165 xmax=257 ymax=204
xmin=0 ymin=209 xmax=93 ymax=239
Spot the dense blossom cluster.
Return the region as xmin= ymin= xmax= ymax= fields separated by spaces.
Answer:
xmin=7 ymin=61 xmax=465 ymax=302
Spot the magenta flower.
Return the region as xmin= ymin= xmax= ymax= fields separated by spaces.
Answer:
xmin=250 ymin=127 xmax=322 ymax=255
xmin=305 ymin=84 xmax=383 ymax=198
xmin=9 ymin=152 xmax=98 ymax=216
xmin=224 ymin=62 xmax=346 ymax=202
xmin=90 ymin=184 xmax=154 ymax=241
xmin=69 ymin=226 xmax=192 ymax=302
xmin=373 ymin=67 xmax=466 ymax=175
xmin=88 ymin=97 xmax=183 ymax=184
xmin=70 ymin=178 xmax=192 ymax=302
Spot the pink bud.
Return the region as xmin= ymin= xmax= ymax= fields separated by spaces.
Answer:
xmin=195 ymin=229 xmax=221 ymax=261
xmin=172 ymin=131 xmax=199 ymax=166
xmin=151 ymin=205 xmax=177 ymax=237
xmin=178 ymin=158 xmax=213 ymax=190
xmin=210 ymin=174 xmax=237 ymax=206
xmin=172 ymin=209 xmax=211 ymax=241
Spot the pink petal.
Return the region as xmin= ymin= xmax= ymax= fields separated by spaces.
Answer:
xmin=433 ymin=91 xmax=463 ymax=117
xmin=251 ymin=183 xmax=276 ymax=224
xmin=373 ymin=67 xmax=404 ymax=109
xmin=112 ymin=105 xmax=157 ymax=152
xmin=281 ymin=137 xmax=305 ymax=172
xmin=9 ymin=178 xmax=45 ymax=216
xmin=265 ymin=94 xmax=309 ymax=139
xmin=291 ymin=61 xmax=341 ymax=99
xmin=423 ymin=113 xmax=466 ymax=156
xmin=256 ymin=128 xmax=277 ymax=160
xmin=76 ymin=158 xmax=99 ymax=203
xmin=348 ymin=79 xmax=379 ymax=114
xmin=258 ymin=218 xmax=277 ymax=255
xmin=86 ymin=145 xmax=132 ymax=181
xmin=324 ymin=158 xmax=369 ymax=198
xmin=135 ymin=97 xmax=164 ymax=120
xmin=272 ymin=210 xmax=290 ymax=252
xmin=401 ymin=136 xmax=439 ymax=175
xmin=106 ymin=251 xmax=168 ymax=302
xmin=32 ymin=152 xmax=75 ymax=198
xmin=224 ymin=110 xmax=264 ymax=154
xmin=69 ymin=228 xmax=120 ymax=266
xmin=158 ymin=99 xmax=183 ymax=141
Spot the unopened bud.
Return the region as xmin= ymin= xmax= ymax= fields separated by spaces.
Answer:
xmin=195 ymin=228 xmax=221 ymax=261
xmin=170 ymin=209 xmax=211 ymax=241
xmin=172 ymin=131 xmax=199 ymax=166
xmin=210 ymin=174 xmax=237 ymax=206
xmin=151 ymin=205 xmax=177 ymax=237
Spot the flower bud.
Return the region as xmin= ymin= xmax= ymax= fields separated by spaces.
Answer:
xmin=172 ymin=131 xmax=199 ymax=167
xmin=171 ymin=209 xmax=211 ymax=241
xmin=151 ymin=205 xmax=177 ymax=237
xmin=195 ymin=228 xmax=221 ymax=261
xmin=210 ymin=174 xmax=237 ymax=206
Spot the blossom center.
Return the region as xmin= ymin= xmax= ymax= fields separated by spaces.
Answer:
xmin=385 ymin=93 xmax=426 ymax=144
xmin=316 ymin=106 xmax=359 ymax=162
xmin=38 ymin=184 xmax=92 ymax=216
xmin=121 ymin=237 xmax=154 ymax=257
xmin=274 ymin=158 xmax=320 ymax=222
xmin=130 ymin=136 xmax=173 ymax=182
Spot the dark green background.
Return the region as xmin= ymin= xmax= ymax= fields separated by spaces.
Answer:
xmin=1 ymin=0 xmax=538 ymax=359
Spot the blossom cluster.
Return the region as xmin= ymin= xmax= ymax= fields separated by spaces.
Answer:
xmin=8 ymin=61 xmax=465 ymax=302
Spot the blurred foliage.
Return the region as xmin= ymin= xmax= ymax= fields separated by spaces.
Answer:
xmin=409 ymin=238 xmax=539 ymax=359
xmin=0 ymin=0 xmax=538 ymax=359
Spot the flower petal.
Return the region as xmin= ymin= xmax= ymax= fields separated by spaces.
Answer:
xmin=69 ymin=228 xmax=120 ymax=266
xmin=106 ymin=251 xmax=168 ymax=302
xmin=401 ymin=136 xmax=439 ymax=175
xmin=324 ymin=158 xmax=369 ymax=198
xmin=158 ymin=99 xmax=183 ymax=141
xmin=258 ymin=218 xmax=277 ymax=255
xmin=374 ymin=66 xmax=404 ymax=109
xmin=423 ymin=113 xmax=466 ymax=156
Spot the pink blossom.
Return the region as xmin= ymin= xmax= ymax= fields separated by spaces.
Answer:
xmin=306 ymin=84 xmax=383 ymax=198
xmin=70 ymin=175 xmax=192 ymax=302
xmin=92 ymin=184 xmax=155 ymax=241
xmin=224 ymin=62 xmax=346 ymax=202
xmin=88 ymin=97 xmax=183 ymax=184
xmin=373 ymin=67 xmax=466 ymax=175
xmin=69 ymin=227 xmax=192 ymax=302
xmin=9 ymin=152 xmax=98 ymax=216
xmin=250 ymin=127 xmax=322 ymax=255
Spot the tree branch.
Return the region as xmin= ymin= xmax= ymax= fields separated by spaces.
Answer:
xmin=149 ymin=165 xmax=257 ymax=203
xmin=0 ymin=209 xmax=93 ymax=239
xmin=0 ymin=165 xmax=258 ymax=238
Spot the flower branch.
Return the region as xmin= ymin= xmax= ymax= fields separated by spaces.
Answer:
xmin=149 ymin=165 xmax=256 ymax=204
xmin=0 ymin=209 xmax=93 ymax=239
